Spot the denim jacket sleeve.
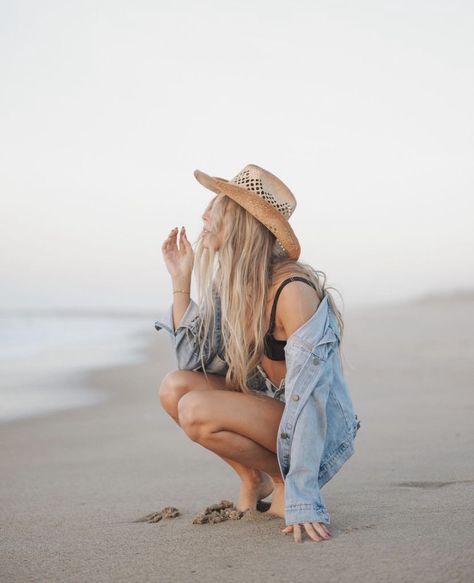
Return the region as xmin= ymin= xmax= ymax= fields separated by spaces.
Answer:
xmin=154 ymin=296 xmax=228 ymax=375
xmin=277 ymin=294 xmax=359 ymax=526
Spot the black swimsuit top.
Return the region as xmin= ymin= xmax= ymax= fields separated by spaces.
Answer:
xmin=263 ymin=276 xmax=317 ymax=361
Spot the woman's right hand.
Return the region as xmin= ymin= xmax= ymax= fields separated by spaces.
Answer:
xmin=161 ymin=226 xmax=194 ymax=279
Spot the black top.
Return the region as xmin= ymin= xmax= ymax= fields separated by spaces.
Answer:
xmin=263 ymin=276 xmax=317 ymax=361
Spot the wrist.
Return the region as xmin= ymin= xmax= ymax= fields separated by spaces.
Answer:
xmin=172 ymin=275 xmax=191 ymax=292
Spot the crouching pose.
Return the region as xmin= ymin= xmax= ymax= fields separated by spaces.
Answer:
xmin=155 ymin=164 xmax=361 ymax=544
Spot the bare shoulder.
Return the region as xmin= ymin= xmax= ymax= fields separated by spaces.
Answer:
xmin=275 ymin=274 xmax=321 ymax=338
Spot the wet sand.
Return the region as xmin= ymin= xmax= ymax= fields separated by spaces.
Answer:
xmin=1 ymin=295 xmax=473 ymax=582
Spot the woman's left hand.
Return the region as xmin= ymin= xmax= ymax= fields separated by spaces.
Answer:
xmin=280 ymin=522 xmax=332 ymax=543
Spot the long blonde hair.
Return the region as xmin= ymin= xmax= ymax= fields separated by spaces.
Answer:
xmin=192 ymin=193 xmax=345 ymax=393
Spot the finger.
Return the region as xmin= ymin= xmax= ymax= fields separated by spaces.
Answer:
xmin=294 ymin=524 xmax=302 ymax=544
xmin=313 ymin=523 xmax=331 ymax=539
xmin=303 ymin=523 xmax=323 ymax=542
xmin=165 ymin=228 xmax=177 ymax=241
xmin=162 ymin=228 xmax=175 ymax=246
xmin=162 ymin=229 xmax=177 ymax=251
xmin=180 ymin=227 xmax=189 ymax=247
xmin=178 ymin=227 xmax=187 ymax=251
xmin=169 ymin=228 xmax=178 ymax=249
xmin=182 ymin=227 xmax=191 ymax=245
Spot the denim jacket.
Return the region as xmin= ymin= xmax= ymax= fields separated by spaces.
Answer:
xmin=154 ymin=292 xmax=361 ymax=526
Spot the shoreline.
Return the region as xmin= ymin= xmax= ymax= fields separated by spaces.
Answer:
xmin=0 ymin=324 xmax=156 ymax=427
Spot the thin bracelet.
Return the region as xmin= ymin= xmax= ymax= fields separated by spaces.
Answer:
xmin=173 ymin=289 xmax=190 ymax=294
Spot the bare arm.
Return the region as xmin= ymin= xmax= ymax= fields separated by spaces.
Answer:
xmin=276 ymin=281 xmax=333 ymax=543
xmin=171 ymin=274 xmax=192 ymax=330
xmin=156 ymin=225 xmax=226 ymax=372
xmin=277 ymin=280 xmax=321 ymax=338
xmin=161 ymin=226 xmax=195 ymax=331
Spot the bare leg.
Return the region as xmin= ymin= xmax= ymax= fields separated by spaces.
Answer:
xmin=175 ymin=386 xmax=286 ymax=517
xmin=158 ymin=370 xmax=277 ymax=511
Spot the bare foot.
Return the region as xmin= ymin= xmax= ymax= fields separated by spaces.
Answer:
xmin=267 ymin=481 xmax=285 ymax=518
xmin=236 ymin=471 xmax=274 ymax=512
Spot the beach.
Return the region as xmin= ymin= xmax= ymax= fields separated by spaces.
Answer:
xmin=1 ymin=295 xmax=473 ymax=583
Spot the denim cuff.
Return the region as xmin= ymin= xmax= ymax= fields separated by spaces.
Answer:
xmin=285 ymin=503 xmax=330 ymax=526
xmin=154 ymin=299 xmax=200 ymax=337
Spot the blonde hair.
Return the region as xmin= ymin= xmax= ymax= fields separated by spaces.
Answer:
xmin=192 ymin=194 xmax=345 ymax=393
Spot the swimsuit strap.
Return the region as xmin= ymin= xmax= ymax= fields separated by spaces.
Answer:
xmin=267 ymin=276 xmax=317 ymax=334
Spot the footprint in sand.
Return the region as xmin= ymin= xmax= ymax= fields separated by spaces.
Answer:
xmin=134 ymin=506 xmax=180 ymax=523
xmin=192 ymin=499 xmax=280 ymax=524
xmin=192 ymin=500 xmax=243 ymax=524
xmin=394 ymin=480 xmax=474 ymax=489
xmin=134 ymin=499 xmax=279 ymax=525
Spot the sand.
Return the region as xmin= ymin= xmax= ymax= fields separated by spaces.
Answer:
xmin=1 ymin=295 xmax=473 ymax=582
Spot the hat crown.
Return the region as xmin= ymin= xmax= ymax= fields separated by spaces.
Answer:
xmin=230 ymin=164 xmax=296 ymax=220
xmin=193 ymin=163 xmax=301 ymax=260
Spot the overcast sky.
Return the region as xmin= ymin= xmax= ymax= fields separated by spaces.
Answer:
xmin=1 ymin=0 xmax=473 ymax=312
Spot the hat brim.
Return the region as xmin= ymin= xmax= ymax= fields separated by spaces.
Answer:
xmin=194 ymin=169 xmax=300 ymax=260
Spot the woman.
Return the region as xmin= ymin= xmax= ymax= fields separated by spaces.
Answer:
xmin=155 ymin=164 xmax=361 ymax=544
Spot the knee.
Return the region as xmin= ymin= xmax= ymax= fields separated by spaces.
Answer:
xmin=158 ymin=370 xmax=190 ymax=414
xmin=177 ymin=392 xmax=207 ymax=442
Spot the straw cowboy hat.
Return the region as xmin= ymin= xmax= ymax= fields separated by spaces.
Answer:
xmin=193 ymin=164 xmax=301 ymax=260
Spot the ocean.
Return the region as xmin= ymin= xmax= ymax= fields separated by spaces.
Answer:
xmin=0 ymin=312 xmax=154 ymax=424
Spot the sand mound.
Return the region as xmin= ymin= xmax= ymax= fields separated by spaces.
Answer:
xmin=134 ymin=499 xmax=280 ymax=525
xmin=192 ymin=499 xmax=280 ymax=524
xmin=192 ymin=500 xmax=243 ymax=524
xmin=134 ymin=506 xmax=180 ymax=523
